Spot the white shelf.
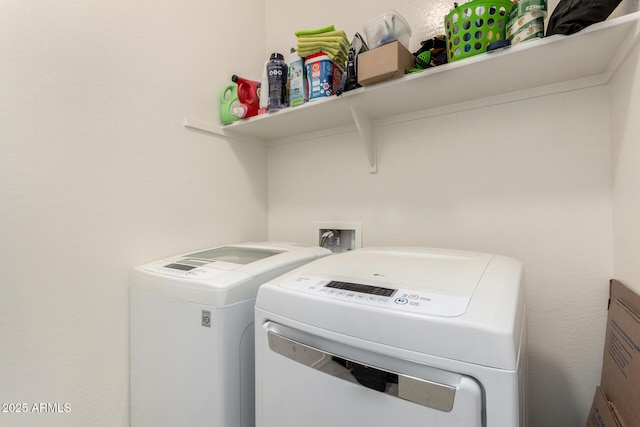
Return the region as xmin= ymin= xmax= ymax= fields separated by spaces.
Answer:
xmin=185 ymin=12 xmax=640 ymax=172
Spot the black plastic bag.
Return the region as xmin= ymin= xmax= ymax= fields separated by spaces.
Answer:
xmin=546 ymin=0 xmax=623 ymax=36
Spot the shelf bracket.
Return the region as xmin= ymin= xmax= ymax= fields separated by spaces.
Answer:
xmin=350 ymin=106 xmax=377 ymax=173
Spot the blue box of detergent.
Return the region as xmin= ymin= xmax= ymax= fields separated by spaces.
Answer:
xmin=305 ymin=53 xmax=342 ymax=101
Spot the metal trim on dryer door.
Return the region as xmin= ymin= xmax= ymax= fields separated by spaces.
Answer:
xmin=264 ymin=321 xmax=483 ymax=419
xmin=267 ymin=324 xmax=455 ymax=411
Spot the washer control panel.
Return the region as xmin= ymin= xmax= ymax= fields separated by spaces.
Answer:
xmin=143 ymin=258 xmax=227 ymax=279
xmin=280 ymin=275 xmax=471 ymax=317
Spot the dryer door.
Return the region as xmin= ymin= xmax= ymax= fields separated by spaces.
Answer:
xmin=257 ymin=321 xmax=484 ymax=427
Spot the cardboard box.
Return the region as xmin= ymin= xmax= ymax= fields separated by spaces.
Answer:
xmin=597 ymin=279 xmax=640 ymax=426
xmin=357 ymin=41 xmax=415 ymax=87
xmin=585 ymin=386 xmax=623 ymax=427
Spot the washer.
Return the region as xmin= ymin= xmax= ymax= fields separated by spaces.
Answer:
xmin=255 ymin=247 xmax=527 ymax=426
xmin=130 ymin=242 xmax=331 ymax=427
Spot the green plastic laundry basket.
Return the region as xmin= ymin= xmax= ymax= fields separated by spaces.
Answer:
xmin=445 ymin=0 xmax=514 ymax=62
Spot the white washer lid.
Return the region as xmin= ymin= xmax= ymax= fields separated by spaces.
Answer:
xmin=130 ymin=242 xmax=331 ymax=306
xmin=303 ymin=247 xmax=493 ymax=301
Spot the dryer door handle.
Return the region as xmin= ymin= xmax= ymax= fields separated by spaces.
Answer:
xmin=264 ymin=321 xmax=457 ymax=412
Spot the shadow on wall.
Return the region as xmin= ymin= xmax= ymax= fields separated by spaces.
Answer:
xmin=527 ymin=348 xmax=585 ymax=426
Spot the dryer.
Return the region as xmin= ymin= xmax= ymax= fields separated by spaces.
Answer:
xmin=255 ymin=247 xmax=527 ymax=427
xmin=130 ymin=242 xmax=331 ymax=427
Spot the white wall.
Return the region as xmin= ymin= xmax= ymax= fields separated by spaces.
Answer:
xmin=0 ymin=1 xmax=266 ymax=426
xmin=611 ymin=25 xmax=640 ymax=293
xmin=265 ymin=3 xmax=616 ymax=426
xmin=1 ymin=0 xmax=635 ymax=426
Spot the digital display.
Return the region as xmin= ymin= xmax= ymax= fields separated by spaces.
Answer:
xmin=325 ymin=281 xmax=396 ymax=297
xmin=165 ymin=263 xmax=197 ymax=271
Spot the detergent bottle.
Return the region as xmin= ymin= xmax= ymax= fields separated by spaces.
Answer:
xmin=231 ymin=75 xmax=261 ymax=118
xmin=219 ymin=84 xmax=245 ymax=125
